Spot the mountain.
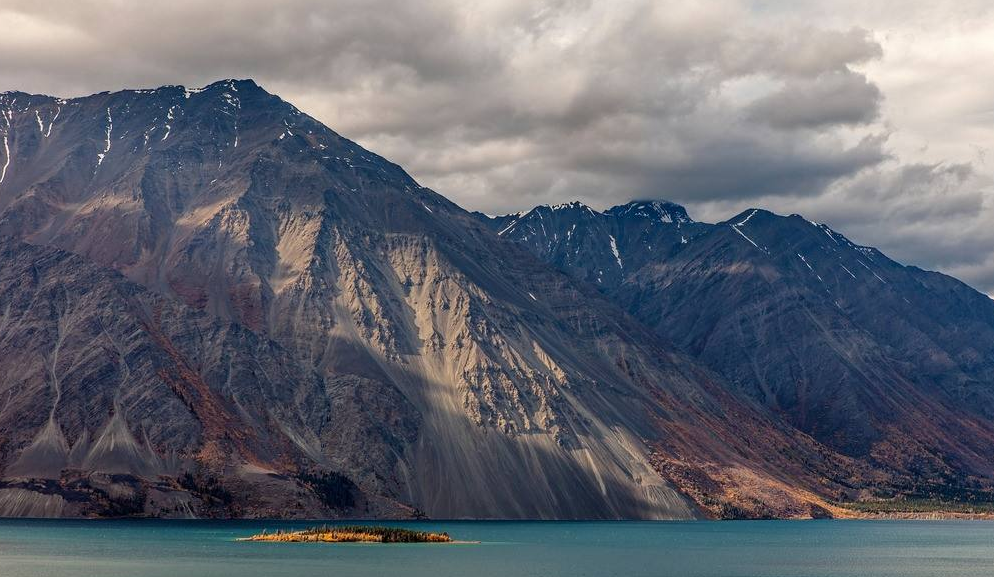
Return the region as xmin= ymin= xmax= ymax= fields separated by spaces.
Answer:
xmin=483 ymin=201 xmax=994 ymax=503
xmin=481 ymin=201 xmax=707 ymax=291
xmin=8 ymin=80 xmax=994 ymax=520
xmin=0 ymin=80 xmax=875 ymax=520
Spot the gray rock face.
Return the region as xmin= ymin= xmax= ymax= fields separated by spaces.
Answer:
xmin=0 ymin=81 xmax=795 ymax=519
xmin=485 ymin=201 xmax=994 ymax=499
xmin=0 ymin=238 xmax=356 ymax=518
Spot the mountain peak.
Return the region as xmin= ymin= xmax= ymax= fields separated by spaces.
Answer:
xmin=524 ymin=201 xmax=601 ymax=217
xmin=731 ymin=210 xmax=861 ymax=250
xmin=0 ymin=79 xmax=267 ymax=105
xmin=494 ymin=200 xmax=601 ymax=237
xmin=547 ymin=200 xmax=596 ymax=212
xmin=724 ymin=207 xmax=773 ymax=226
xmin=133 ymin=78 xmax=263 ymax=96
xmin=607 ymin=200 xmax=692 ymax=224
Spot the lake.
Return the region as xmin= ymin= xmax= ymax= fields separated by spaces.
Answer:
xmin=0 ymin=519 xmax=992 ymax=576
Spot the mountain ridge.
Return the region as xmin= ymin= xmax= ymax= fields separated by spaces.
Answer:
xmin=483 ymin=197 xmax=994 ymax=505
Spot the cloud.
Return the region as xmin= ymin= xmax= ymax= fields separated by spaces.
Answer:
xmin=0 ymin=0 xmax=993 ymax=291
xmin=747 ymin=71 xmax=882 ymax=129
xmin=0 ymin=0 xmax=890 ymax=211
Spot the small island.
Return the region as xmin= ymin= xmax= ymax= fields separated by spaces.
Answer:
xmin=237 ymin=525 xmax=456 ymax=544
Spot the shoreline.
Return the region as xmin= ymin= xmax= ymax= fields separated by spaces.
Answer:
xmin=2 ymin=512 xmax=994 ymax=522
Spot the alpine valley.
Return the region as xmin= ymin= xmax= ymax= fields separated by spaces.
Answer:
xmin=1 ymin=80 xmax=993 ymax=520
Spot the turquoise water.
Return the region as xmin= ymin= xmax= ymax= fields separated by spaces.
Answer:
xmin=0 ymin=519 xmax=993 ymax=576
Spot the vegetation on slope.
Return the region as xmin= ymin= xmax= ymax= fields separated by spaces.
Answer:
xmin=837 ymin=499 xmax=994 ymax=515
xmin=296 ymin=471 xmax=357 ymax=510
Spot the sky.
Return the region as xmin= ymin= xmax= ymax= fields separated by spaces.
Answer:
xmin=1 ymin=0 xmax=993 ymax=291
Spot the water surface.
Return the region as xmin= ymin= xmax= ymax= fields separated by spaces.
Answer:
xmin=0 ymin=519 xmax=992 ymax=576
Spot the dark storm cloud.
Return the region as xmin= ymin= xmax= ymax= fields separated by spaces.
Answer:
xmin=1 ymin=0 xmax=992 ymax=291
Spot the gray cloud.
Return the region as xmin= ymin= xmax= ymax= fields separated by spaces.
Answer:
xmin=1 ymin=0 xmax=993 ymax=291
xmin=747 ymin=71 xmax=882 ymax=129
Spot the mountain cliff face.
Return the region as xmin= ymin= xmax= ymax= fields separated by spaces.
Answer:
xmin=0 ymin=80 xmax=861 ymax=520
xmin=484 ymin=201 xmax=994 ymax=502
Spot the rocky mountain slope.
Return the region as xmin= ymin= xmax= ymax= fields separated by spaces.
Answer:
xmin=483 ymin=201 xmax=994 ymax=504
xmin=0 ymin=80 xmax=877 ymax=520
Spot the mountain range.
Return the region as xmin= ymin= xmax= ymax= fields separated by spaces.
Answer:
xmin=1 ymin=80 xmax=992 ymax=519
